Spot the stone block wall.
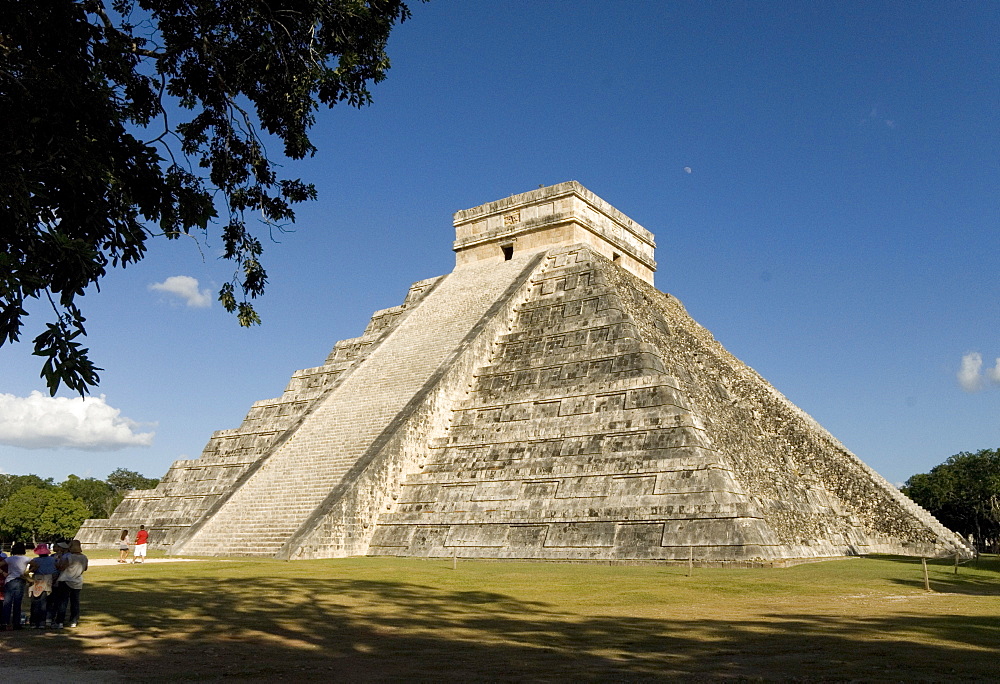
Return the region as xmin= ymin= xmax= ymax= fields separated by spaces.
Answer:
xmin=367 ymin=246 xmax=972 ymax=562
xmin=81 ymin=233 xmax=971 ymax=562
xmin=603 ymin=261 xmax=970 ymax=559
xmin=168 ymin=253 xmax=542 ymax=557
xmin=452 ymin=182 xmax=657 ymax=284
xmin=370 ymin=247 xmax=772 ymax=561
xmin=283 ymin=252 xmax=547 ymax=559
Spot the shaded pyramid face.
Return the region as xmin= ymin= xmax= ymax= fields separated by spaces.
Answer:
xmin=369 ymin=246 xmax=966 ymax=562
xmin=78 ymin=182 xmax=971 ymax=563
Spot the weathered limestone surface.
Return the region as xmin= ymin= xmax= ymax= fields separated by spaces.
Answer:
xmin=454 ymin=181 xmax=656 ymax=284
xmin=77 ymin=276 xmax=442 ymax=550
xmin=170 ymin=251 xmax=542 ymax=557
xmin=370 ymin=246 xmax=967 ymax=561
xmin=79 ymin=182 xmax=972 ymax=563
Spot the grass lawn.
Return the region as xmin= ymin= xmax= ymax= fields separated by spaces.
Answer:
xmin=0 ymin=554 xmax=997 ymax=681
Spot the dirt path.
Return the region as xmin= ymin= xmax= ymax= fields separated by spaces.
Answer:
xmin=87 ymin=558 xmax=213 ymax=567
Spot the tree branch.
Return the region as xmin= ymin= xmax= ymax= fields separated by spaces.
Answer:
xmin=87 ymin=1 xmax=164 ymax=59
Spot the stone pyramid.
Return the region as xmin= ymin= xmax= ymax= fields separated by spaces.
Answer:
xmin=78 ymin=182 xmax=972 ymax=564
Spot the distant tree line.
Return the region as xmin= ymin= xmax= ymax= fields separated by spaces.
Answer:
xmin=0 ymin=469 xmax=159 ymax=544
xmin=903 ymin=448 xmax=1000 ymax=553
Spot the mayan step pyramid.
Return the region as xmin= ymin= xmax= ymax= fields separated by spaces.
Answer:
xmin=78 ymin=182 xmax=972 ymax=563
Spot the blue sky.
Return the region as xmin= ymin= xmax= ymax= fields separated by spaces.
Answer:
xmin=1 ymin=1 xmax=997 ymax=487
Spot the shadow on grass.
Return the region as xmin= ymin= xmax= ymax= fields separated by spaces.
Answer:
xmin=2 ymin=568 xmax=999 ymax=682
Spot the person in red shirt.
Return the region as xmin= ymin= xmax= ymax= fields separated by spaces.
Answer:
xmin=132 ymin=525 xmax=149 ymax=564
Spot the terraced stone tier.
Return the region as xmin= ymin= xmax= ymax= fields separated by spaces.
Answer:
xmin=77 ymin=276 xmax=442 ymax=550
xmin=170 ymin=252 xmax=542 ymax=557
xmin=81 ymin=182 xmax=972 ymax=563
xmin=368 ymin=247 xmax=971 ymax=562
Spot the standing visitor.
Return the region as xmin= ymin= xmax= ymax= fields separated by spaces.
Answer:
xmin=132 ymin=525 xmax=149 ymax=564
xmin=53 ymin=540 xmax=88 ymax=629
xmin=26 ymin=544 xmax=57 ymax=629
xmin=118 ymin=529 xmax=130 ymax=563
xmin=47 ymin=540 xmax=71 ymax=626
xmin=0 ymin=542 xmax=29 ymax=630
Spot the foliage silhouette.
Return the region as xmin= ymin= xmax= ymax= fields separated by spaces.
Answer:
xmin=1 ymin=0 xmax=414 ymax=394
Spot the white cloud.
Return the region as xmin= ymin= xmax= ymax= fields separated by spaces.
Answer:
xmin=0 ymin=392 xmax=155 ymax=450
xmin=958 ymin=352 xmax=983 ymax=392
xmin=149 ymin=275 xmax=211 ymax=308
xmin=988 ymin=358 xmax=1000 ymax=385
xmin=957 ymin=352 xmax=1000 ymax=392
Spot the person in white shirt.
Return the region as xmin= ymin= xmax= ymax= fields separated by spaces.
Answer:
xmin=1 ymin=542 xmax=30 ymax=630
xmin=53 ymin=540 xmax=89 ymax=629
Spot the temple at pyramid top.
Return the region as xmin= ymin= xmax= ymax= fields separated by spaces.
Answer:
xmin=453 ymin=181 xmax=657 ymax=284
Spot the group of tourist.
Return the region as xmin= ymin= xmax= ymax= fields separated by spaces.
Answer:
xmin=0 ymin=539 xmax=88 ymax=630
xmin=0 ymin=526 xmax=150 ymax=631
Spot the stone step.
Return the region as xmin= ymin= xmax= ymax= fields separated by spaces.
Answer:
xmin=173 ymin=253 xmax=540 ymax=556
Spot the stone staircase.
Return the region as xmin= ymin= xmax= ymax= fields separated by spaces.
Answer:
xmin=370 ymin=247 xmax=764 ymax=561
xmin=172 ymin=252 xmax=542 ymax=557
xmin=76 ymin=277 xmax=443 ymax=551
xmin=368 ymin=247 xmax=975 ymax=562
